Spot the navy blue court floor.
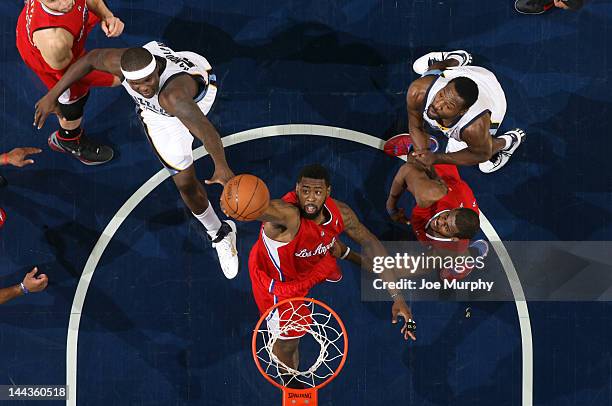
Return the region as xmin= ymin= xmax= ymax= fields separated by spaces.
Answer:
xmin=1 ymin=1 xmax=612 ymax=405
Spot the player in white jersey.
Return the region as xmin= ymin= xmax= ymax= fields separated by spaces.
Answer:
xmin=34 ymin=41 xmax=239 ymax=279
xmin=401 ymin=50 xmax=525 ymax=173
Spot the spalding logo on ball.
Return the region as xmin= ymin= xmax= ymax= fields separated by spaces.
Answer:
xmin=221 ymin=174 xmax=270 ymax=221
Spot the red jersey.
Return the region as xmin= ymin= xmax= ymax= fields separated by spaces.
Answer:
xmin=16 ymin=0 xmax=114 ymax=99
xmin=17 ymin=0 xmax=96 ymax=74
xmin=411 ymin=164 xmax=479 ymax=252
xmin=249 ymin=191 xmax=344 ymax=315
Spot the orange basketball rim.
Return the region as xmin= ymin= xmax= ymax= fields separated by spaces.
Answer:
xmin=252 ymin=297 xmax=349 ymax=405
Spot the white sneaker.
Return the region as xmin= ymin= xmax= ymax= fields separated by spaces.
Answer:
xmin=211 ymin=220 xmax=239 ymax=279
xmin=479 ymin=129 xmax=526 ymax=174
xmin=412 ymin=50 xmax=473 ymax=75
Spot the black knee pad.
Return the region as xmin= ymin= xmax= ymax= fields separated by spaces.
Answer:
xmin=58 ymin=92 xmax=90 ymax=121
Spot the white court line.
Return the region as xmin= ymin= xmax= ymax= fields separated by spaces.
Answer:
xmin=66 ymin=124 xmax=533 ymax=405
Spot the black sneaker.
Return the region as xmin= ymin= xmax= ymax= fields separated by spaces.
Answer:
xmin=515 ymin=0 xmax=555 ymax=14
xmin=48 ymin=130 xmax=114 ymax=165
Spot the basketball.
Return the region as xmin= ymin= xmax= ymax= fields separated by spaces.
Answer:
xmin=221 ymin=174 xmax=270 ymax=221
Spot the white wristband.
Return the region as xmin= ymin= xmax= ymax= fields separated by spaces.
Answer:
xmin=340 ymin=246 xmax=351 ymax=260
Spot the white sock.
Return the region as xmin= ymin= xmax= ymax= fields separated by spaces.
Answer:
xmin=499 ymin=134 xmax=513 ymax=150
xmin=193 ymin=201 xmax=222 ymax=238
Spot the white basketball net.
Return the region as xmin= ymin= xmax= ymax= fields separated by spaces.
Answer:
xmin=254 ymin=300 xmax=346 ymax=388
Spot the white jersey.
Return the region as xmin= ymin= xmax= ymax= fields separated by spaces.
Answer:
xmin=423 ymin=66 xmax=507 ymax=142
xmin=122 ymin=41 xmax=218 ymax=173
xmin=121 ymin=41 xmax=214 ymax=118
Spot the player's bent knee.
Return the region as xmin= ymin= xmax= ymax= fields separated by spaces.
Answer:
xmin=58 ymin=92 xmax=90 ymax=121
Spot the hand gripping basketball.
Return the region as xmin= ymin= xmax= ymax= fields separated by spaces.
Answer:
xmin=221 ymin=174 xmax=270 ymax=221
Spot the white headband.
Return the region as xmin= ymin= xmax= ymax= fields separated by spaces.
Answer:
xmin=121 ymin=53 xmax=157 ymax=81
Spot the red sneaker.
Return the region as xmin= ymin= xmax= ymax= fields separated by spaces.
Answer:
xmin=383 ymin=133 xmax=439 ymax=157
xmin=326 ymin=267 xmax=343 ymax=283
xmin=0 ymin=208 xmax=6 ymax=228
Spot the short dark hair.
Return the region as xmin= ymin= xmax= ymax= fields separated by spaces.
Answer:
xmin=120 ymin=48 xmax=154 ymax=72
xmin=449 ymin=76 xmax=479 ymax=109
xmin=297 ymin=164 xmax=331 ymax=186
xmin=454 ymin=208 xmax=479 ymax=239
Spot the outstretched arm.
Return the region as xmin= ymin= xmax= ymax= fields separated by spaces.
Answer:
xmin=159 ymin=75 xmax=233 ymax=185
xmin=221 ymin=198 xmax=301 ymax=235
xmin=336 ymin=200 xmax=416 ymax=341
xmin=386 ymin=158 xmax=448 ymax=226
xmin=256 ymin=199 xmax=301 ymax=229
xmin=0 ymin=284 xmax=22 ymax=305
xmin=407 ymin=76 xmax=437 ymax=153
xmin=401 ymin=159 xmax=448 ymax=207
xmin=34 ymin=48 xmax=126 ymax=128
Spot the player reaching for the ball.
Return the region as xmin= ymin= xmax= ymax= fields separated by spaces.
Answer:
xmin=222 ymin=164 xmax=416 ymax=386
xmin=34 ymin=41 xmax=238 ymax=278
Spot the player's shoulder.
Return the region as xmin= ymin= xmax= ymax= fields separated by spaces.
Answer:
xmin=408 ymin=75 xmax=437 ymax=102
xmin=331 ymin=199 xmax=356 ymax=222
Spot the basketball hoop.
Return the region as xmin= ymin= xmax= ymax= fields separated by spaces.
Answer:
xmin=252 ymin=297 xmax=348 ymax=405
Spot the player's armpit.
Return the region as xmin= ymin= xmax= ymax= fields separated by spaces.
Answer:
xmin=32 ymin=28 xmax=74 ymax=70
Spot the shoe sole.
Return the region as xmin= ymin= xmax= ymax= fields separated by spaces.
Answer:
xmin=48 ymin=133 xmax=114 ymax=166
xmin=413 ymin=50 xmax=473 ymax=75
xmin=514 ymin=0 xmax=554 ymax=14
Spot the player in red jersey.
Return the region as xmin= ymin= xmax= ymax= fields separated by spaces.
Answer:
xmin=386 ymin=158 xmax=488 ymax=280
xmin=226 ymin=164 xmax=416 ymax=385
xmin=16 ymin=0 xmax=124 ymax=165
